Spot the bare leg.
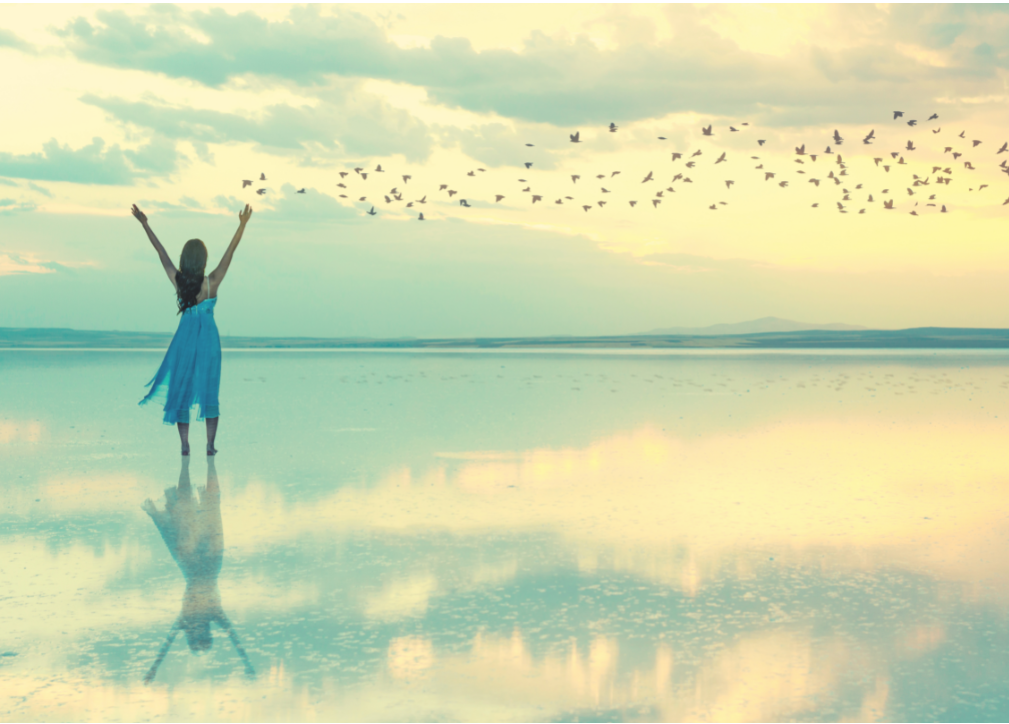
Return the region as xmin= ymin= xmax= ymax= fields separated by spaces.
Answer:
xmin=177 ymin=422 xmax=190 ymax=456
xmin=206 ymin=416 xmax=219 ymax=456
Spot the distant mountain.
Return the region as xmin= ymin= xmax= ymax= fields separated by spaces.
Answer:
xmin=639 ymin=316 xmax=869 ymax=336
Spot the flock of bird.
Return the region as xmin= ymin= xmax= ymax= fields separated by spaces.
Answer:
xmin=240 ymin=110 xmax=1009 ymax=220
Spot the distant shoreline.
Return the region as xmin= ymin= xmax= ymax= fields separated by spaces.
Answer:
xmin=5 ymin=327 xmax=1009 ymax=349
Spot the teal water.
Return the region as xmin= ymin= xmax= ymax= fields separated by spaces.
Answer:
xmin=3 ymin=349 xmax=1009 ymax=722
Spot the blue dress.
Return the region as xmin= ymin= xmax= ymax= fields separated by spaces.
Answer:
xmin=140 ymin=293 xmax=222 ymax=425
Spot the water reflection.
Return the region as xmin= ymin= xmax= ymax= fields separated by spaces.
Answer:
xmin=141 ymin=456 xmax=255 ymax=683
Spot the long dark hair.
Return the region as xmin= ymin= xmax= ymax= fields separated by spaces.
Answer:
xmin=176 ymin=239 xmax=208 ymax=315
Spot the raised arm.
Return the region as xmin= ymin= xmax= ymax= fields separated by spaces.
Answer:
xmin=209 ymin=204 xmax=252 ymax=287
xmin=131 ymin=204 xmax=179 ymax=289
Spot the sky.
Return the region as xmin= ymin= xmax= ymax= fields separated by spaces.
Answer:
xmin=2 ymin=3 xmax=1009 ymax=338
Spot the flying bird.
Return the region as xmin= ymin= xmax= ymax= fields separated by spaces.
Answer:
xmin=725 ymin=180 xmax=734 ymax=188
xmin=582 ymin=205 xmax=591 ymax=212
xmin=361 ymin=173 xmax=368 ymax=180
xmin=571 ymin=175 xmax=580 ymax=183
xmin=702 ymin=125 xmax=713 ymax=136
xmin=296 ymin=188 xmax=306 ymax=194
xmin=256 ymin=189 xmax=266 ymax=195
xmin=906 ymin=140 xmax=915 ymax=151
xmin=686 ymin=161 xmax=695 ymax=168
xmin=766 ymin=172 xmax=776 ymax=180
xmin=874 ymin=158 xmax=882 ymax=166
xmin=642 ymin=171 xmax=654 ymax=183
xmin=367 ymin=206 xmax=376 ymax=215
xmin=459 ymin=199 xmax=470 ymax=207
xmin=932 ymin=128 xmax=941 ymax=134
xmin=959 ymin=131 xmax=966 ymax=138
xmin=260 ymin=173 xmax=266 ymax=180
xmin=652 ymin=199 xmax=661 ymax=207
xmin=907 ymin=120 xmax=917 ymax=127
xmin=242 ymin=180 xmax=252 ymax=188
xmin=339 ymin=172 xmax=349 ymax=178
xmin=942 ymin=205 xmax=948 ymax=212
xmin=729 ymin=126 xmax=739 ymax=132
xmin=883 ymin=200 xmax=894 ymax=209
xmin=532 ymin=195 xmax=542 ymax=203
xmin=525 ymin=162 xmax=533 ymax=169
xmin=998 ymin=142 xmax=1008 ymax=154
xmin=629 ymin=201 xmax=637 ymax=207
xmin=893 ymin=111 xmax=904 ymax=119
xmin=928 ymin=113 xmax=938 ymax=120
xmin=570 ymin=132 xmax=581 ymax=143
xmin=692 ymin=150 xmax=702 ymax=157
xmin=495 ymin=195 xmax=505 ymax=202
xmin=525 ymin=143 xmax=534 ymax=147
xmin=715 ymin=152 xmax=727 ymax=164
xmin=439 ymin=184 xmax=448 ymax=191
xmin=709 ymin=204 xmax=717 ymax=210
xmin=779 ymin=181 xmax=789 ymax=187
xmin=972 ymin=140 xmax=982 ymax=147
xmin=609 ymin=122 xmax=618 ymax=132
xmin=375 ymin=164 xmax=384 ymax=172
xmin=467 ymin=171 xmax=475 ymax=177
xmin=863 ymin=130 xmax=875 ymax=144
xmin=671 ymin=153 xmax=682 ymax=161
xmin=833 ymin=130 xmax=843 ymax=144
xmin=597 ymin=201 xmax=606 ymax=207
xmin=447 ymin=190 xmax=457 ymax=197
xmin=758 ymin=140 xmax=766 ymax=146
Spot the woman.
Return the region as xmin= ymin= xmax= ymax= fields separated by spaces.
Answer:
xmin=134 ymin=203 xmax=252 ymax=455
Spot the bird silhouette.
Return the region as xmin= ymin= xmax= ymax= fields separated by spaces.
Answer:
xmin=417 ymin=196 xmax=426 ymax=204
xmin=942 ymin=205 xmax=948 ymax=212
xmin=715 ymin=152 xmax=727 ymax=164
xmin=459 ymin=199 xmax=470 ymax=207
xmin=959 ymin=131 xmax=966 ymax=138
xmin=686 ymin=161 xmax=696 ymax=168
xmin=339 ymin=172 xmax=349 ymax=178
xmin=418 ymin=212 xmax=425 ymax=220
xmin=532 ymin=195 xmax=542 ymax=203
xmin=972 ymin=140 xmax=982 ymax=147
xmin=609 ymin=123 xmax=618 ymax=132
xmin=766 ymin=172 xmax=776 ymax=180
xmin=863 ymin=130 xmax=875 ymax=144
xmin=932 ymin=128 xmax=941 ymax=134
xmin=702 ymin=125 xmax=713 ymax=136
xmin=893 ymin=111 xmax=904 ymax=119
xmin=928 ymin=113 xmax=938 ymax=120
xmin=259 ymin=173 xmax=266 ymax=180
xmin=354 ymin=168 xmax=363 ymax=174
xmin=652 ymin=199 xmax=661 ymax=207
xmin=242 ymin=180 xmax=252 ymax=188
xmin=495 ymin=195 xmax=504 ymax=202
xmin=883 ymin=200 xmax=894 ymax=209
xmin=999 ymin=142 xmax=1009 ymax=154
xmin=447 ymin=190 xmax=457 ymax=197
xmin=906 ymin=140 xmax=915 ymax=151
xmin=367 ymin=206 xmax=376 ymax=215
xmin=570 ymin=132 xmax=581 ymax=143
xmin=571 ymin=175 xmax=580 ymax=183
xmin=642 ymin=171 xmax=653 ymax=183
xmin=467 ymin=171 xmax=475 ymax=177
xmin=597 ymin=200 xmax=607 ymax=207
xmin=671 ymin=153 xmax=682 ymax=161
xmin=256 ymin=189 xmax=266 ymax=195
xmin=779 ymin=181 xmax=788 ymax=187
xmin=375 ymin=164 xmax=384 ymax=172
xmin=729 ymin=126 xmax=739 ymax=132
xmin=296 ymin=188 xmax=306 ymax=194
xmin=582 ymin=205 xmax=591 ymax=212
xmin=439 ymin=184 xmax=448 ymax=191
xmin=629 ymin=200 xmax=637 ymax=207
xmin=525 ymin=143 xmax=534 ymax=147
xmin=403 ymin=175 xmax=411 ymax=183
xmin=524 ymin=162 xmax=533 ymax=169
xmin=360 ymin=173 xmax=368 ymax=180
xmin=833 ymin=130 xmax=843 ymax=144
xmin=691 ymin=150 xmax=702 ymax=157
xmin=709 ymin=204 xmax=717 ymax=210
xmin=725 ymin=180 xmax=734 ymax=188
xmin=758 ymin=140 xmax=766 ymax=146
xmin=907 ymin=120 xmax=917 ymax=127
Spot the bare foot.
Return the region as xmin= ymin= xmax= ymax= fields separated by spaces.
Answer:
xmin=207 ymin=444 xmax=218 ymax=456
xmin=181 ymin=442 xmax=190 ymax=456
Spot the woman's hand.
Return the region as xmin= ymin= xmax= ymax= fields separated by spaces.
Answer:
xmin=131 ymin=204 xmax=148 ymax=225
xmin=238 ymin=203 xmax=252 ymax=226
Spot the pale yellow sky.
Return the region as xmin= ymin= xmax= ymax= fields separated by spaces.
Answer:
xmin=2 ymin=3 xmax=1009 ymax=333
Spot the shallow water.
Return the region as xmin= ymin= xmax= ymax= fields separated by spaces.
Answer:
xmin=3 ymin=349 xmax=1009 ymax=722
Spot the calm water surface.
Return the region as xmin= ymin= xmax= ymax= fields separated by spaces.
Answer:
xmin=2 ymin=350 xmax=1009 ymax=722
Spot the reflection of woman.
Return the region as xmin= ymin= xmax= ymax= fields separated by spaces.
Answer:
xmin=142 ymin=456 xmax=255 ymax=683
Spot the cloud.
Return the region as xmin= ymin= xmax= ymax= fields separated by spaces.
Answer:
xmin=80 ymin=88 xmax=432 ymax=163
xmin=0 ymin=178 xmax=18 ymax=187
xmin=0 ymin=28 xmax=32 ymax=53
xmin=53 ymin=5 xmax=1009 ymax=128
xmin=26 ymin=182 xmax=53 ymax=198
xmin=0 ymin=199 xmax=38 ymax=216
xmin=0 ymin=252 xmax=68 ymax=275
xmin=0 ymin=136 xmax=184 ymax=186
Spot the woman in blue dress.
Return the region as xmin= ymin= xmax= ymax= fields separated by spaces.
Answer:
xmin=133 ymin=203 xmax=252 ymax=456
